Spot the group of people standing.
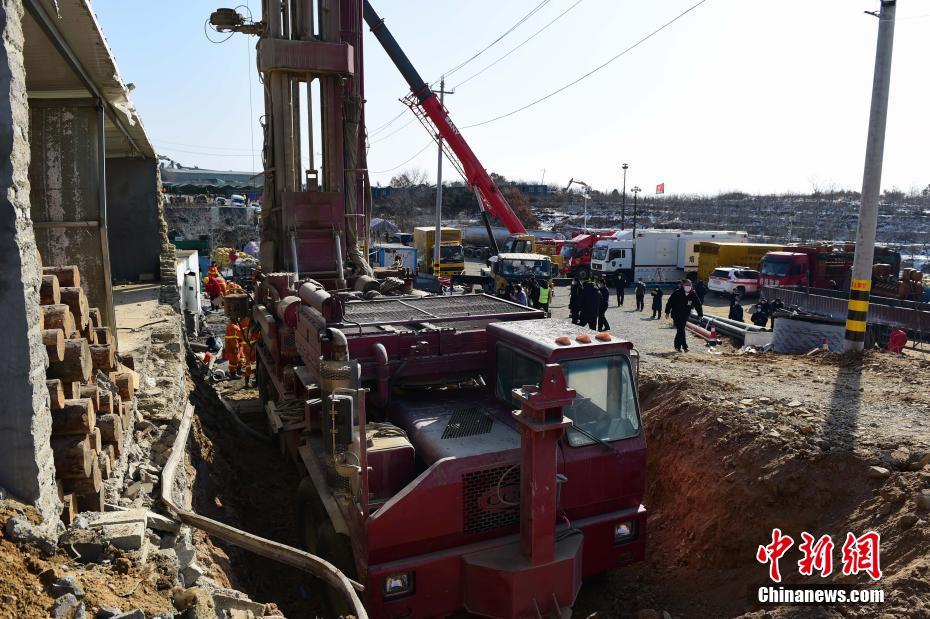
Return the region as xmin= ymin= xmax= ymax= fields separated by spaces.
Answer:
xmin=507 ymin=275 xmax=554 ymax=314
xmin=567 ymin=274 xmax=704 ymax=352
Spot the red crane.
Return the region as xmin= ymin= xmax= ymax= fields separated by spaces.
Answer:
xmin=364 ymin=1 xmax=527 ymax=251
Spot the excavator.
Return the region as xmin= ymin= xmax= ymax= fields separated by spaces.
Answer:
xmin=211 ymin=2 xmax=646 ymax=617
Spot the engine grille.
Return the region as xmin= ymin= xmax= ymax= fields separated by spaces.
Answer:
xmin=462 ymin=466 xmax=520 ymax=534
xmin=341 ymin=294 xmax=538 ymax=327
xmin=442 ymin=408 xmax=493 ymax=440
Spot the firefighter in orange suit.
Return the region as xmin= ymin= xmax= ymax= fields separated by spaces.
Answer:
xmin=240 ymin=316 xmax=260 ymax=387
xmin=223 ymin=320 xmax=245 ymax=377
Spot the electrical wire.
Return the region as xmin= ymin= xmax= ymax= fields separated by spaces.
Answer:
xmin=368 ymin=117 xmax=417 ymax=145
xmin=368 ymin=109 xmax=409 ymax=136
xmin=204 ymin=17 xmax=235 ymax=44
xmin=461 ymin=0 xmax=710 ymax=130
xmin=155 ymin=144 xmax=260 ymax=158
xmin=453 ymin=0 xmax=585 ymax=89
xmin=370 ymin=140 xmax=434 ymax=174
xmin=435 ymin=0 xmax=552 ymax=82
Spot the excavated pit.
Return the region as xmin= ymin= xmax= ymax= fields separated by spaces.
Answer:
xmin=185 ymin=377 xmax=325 ymax=618
xmin=574 ymin=375 xmax=930 ymax=618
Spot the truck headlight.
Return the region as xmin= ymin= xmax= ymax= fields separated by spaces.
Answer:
xmin=383 ymin=572 xmax=414 ymax=599
xmin=614 ymin=520 xmax=636 ymax=544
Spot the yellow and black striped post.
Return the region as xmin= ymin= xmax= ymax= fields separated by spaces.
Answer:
xmin=844 ymin=279 xmax=871 ymax=345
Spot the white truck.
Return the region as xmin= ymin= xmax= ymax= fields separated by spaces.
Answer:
xmin=590 ymin=229 xmax=749 ymax=283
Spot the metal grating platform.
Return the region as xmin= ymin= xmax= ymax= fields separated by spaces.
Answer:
xmin=442 ymin=408 xmax=493 ymax=440
xmin=340 ymin=294 xmax=539 ymax=327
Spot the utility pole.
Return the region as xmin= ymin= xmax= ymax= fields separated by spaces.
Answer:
xmin=433 ymin=76 xmax=454 ymax=274
xmin=621 ymin=163 xmax=629 ymax=230
xmin=845 ymin=0 xmax=896 ymax=352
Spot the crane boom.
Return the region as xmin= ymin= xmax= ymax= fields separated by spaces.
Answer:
xmin=364 ymin=1 xmax=527 ymax=239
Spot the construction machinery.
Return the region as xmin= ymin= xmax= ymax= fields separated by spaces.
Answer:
xmin=558 ymin=231 xmax=616 ymax=280
xmin=213 ymin=1 xmax=646 ymax=616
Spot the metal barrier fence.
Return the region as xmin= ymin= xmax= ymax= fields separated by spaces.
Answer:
xmin=761 ymin=286 xmax=930 ymax=344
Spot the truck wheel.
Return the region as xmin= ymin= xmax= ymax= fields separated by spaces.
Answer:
xmin=464 ymin=247 xmax=474 ymax=258
xmin=296 ymin=478 xmax=326 ymax=553
xmin=577 ymin=267 xmax=590 ymax=281
xmin=475 ymin=247 xmax=487 ymax=260
xmin=318 ymin=520 xmax=358 ymax=616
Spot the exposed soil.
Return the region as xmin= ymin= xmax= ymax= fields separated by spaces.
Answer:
xmin=185 ymin=375 xmax=326 ymax=618
xmin=573 ymin=368 xmax=930 ymax=618
xmin=0 ymin=504 xmax=175 ymax=619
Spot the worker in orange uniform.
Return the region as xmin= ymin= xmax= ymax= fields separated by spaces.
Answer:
xmin=223 ymin=320 xmax=245 ymax=377
xmin=204 ymin=264 xmax=227 ymax=311
xmin=239 ymin=316 xmax=261 ymax=387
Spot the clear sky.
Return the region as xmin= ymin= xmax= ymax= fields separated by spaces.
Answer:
xmin=91 ymin=0 xmax=930 ymax=196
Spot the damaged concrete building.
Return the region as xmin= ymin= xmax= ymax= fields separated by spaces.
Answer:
xmin=1 ymin=0 xmax=163 ymax=525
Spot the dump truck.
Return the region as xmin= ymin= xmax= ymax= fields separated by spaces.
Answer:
xmin=591 ymin=229 xmax=748 ymax=283
xmin=414 ymin=226 xmax=464 ymax=277
xmin=697 ymin=242 xmax=785 ymax=283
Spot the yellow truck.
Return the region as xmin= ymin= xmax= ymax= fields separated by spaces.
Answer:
xmin=503 ymin=234 xmax=564 ymax=272
xmin=414 ymin=226 xmax=465 ymax=276
xmin=697 ymin=242 xmax=785 ymax=282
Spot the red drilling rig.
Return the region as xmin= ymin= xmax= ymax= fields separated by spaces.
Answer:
xmin=211 ymin=2 xmax=646 ymax=617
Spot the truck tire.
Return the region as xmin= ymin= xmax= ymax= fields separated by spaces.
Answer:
xmin=296 ymin=478 xmax=326 ymax=553
xmin=475 ymin=247 xmax=487 ymax=260
xmin=318 ymin=520 xmax=358 ymax=616
xmin=464 ymin=247 xmax=474 ymax=258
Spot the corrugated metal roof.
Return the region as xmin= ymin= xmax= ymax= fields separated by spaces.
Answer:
xmin=23 ymin=0 xmax=155 ymax=159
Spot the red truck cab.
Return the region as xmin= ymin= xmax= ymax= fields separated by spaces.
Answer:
xmin=560 ymin=232 xmax=615 ymax=279
xmin=758 ymin=251 xmax=809 ymax=287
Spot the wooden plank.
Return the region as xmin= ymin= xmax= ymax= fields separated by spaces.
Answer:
xmin=40 ymin=275 xmax=61 ymax=305
xmin=42 ymin=329 xmax=65 ymax=363
xmin=78 ymin=384 xmax=100 ymax=412
xmin=60 ymin=287 xmax=90 ymax=330
xmin=41 ymin=304 xmax=75 ymax=334
xmin=46 ymin=379 xmax=65 ymax=410
xmin=51 ymin=398 xmax=95 ymax=435
xmin=43 ymin=265 xmax=80 ymax=288
xmin=88 ymin=308 xmax=102 ymax=329
xmin=47 ymin=338 xmax=92 ymax=383
xmin=61 ymin=494 xmax=78 ymax=525
xmin=62 ymin=455 xmax=101 ymax=495
xmin=97 ymin=451 xmax=111 ymax=480
xmin=50 ymin=435 xmax=92 ymax=479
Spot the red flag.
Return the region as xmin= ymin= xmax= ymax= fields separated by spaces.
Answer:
xmin=656 ymin=183 xmax=665 ymax=195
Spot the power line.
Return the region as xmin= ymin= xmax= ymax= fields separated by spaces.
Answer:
xmin=461 ymin=0 xmax=710 ymax=130
xmin=369 ymin=108 xmax=409 ymax=136
xmin=454 ymin=0 xmax=585 ymax=90
xmin=369 ymin=117 xmax=417 ymax=145
xmin=371 ymin=140 xmax=434 ymax=174
xmin=155 ymin=144 xmax=260 ymax=158
xmin=435 ymin=0 xmax=552 ymax=82
xmin=153 ymin=138 xmax=257 ymax=152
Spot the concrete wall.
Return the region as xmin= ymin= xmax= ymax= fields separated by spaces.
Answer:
xmin=0 ymin=0 xmax=61 ymax=524
xmin=165 ymin=204 xmax=260 ymax=251
xmin=28 ymin=99 xmax=114 ymax=326
xmin=107 ymin=157 xmax=160 ymax=281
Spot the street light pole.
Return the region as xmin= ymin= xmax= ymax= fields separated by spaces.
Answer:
xmin=844 ymin=0 xmax=896 ymax=352
xmin=621 ymin=163 xmax=629 ymax=230
xmin=433 ymin=76 xmax=454 ymax=275
xmin=631 ymin=186 xmax=642 ymax=232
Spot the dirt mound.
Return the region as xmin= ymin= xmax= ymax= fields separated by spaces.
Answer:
xmin=574 ymin=374 xmax=930 ymax=618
